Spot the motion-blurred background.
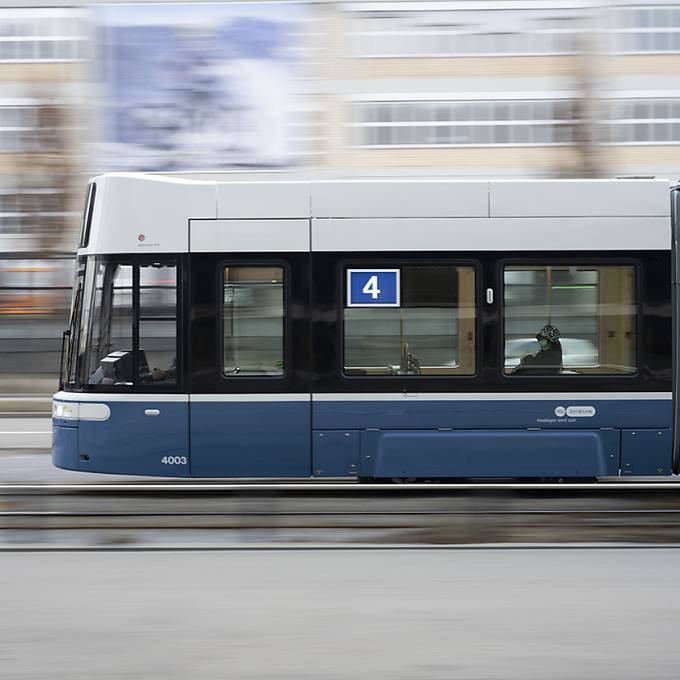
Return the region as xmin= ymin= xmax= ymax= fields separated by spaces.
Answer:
xmin=1 ymin=0 xmax=679 ymax=395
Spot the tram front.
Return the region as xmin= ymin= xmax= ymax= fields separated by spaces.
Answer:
xmin=52 ymin=173 xmax=214 ymax=476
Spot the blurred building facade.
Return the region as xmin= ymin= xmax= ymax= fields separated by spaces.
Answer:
xmin=0 ymin=0 xmax=678 ymax=387
xmin=328 ymin=1 xmax=680 ymax=179
xmin=1 ymin=0 xmax=680 ymax=255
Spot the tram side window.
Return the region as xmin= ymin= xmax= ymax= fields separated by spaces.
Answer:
xmin=503 ymin=265 xmax=636 ymax=376
xmin=343 ymin=265 xmax=476 ymax=376
xmin=138 ymin=262 xmax=177 ymax=385
xmin=222 ymin=267 xmax=284 ymax=377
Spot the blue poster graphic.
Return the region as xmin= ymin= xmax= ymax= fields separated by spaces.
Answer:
xmin=94 ymin=2 xmax=306 ymax=172
xmin=347 ymin=269 xmax=400 ymax=307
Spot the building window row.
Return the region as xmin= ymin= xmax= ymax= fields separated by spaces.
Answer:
xmin=603 ymin=98 xmax=680 ymax=144
xmin=615 ymin=6 xmax=680 ymax=29
xmin=286 ymin=106 xmax=327 ymax=159
xmin=350 ymin=5 xmax=680 ymax=58
xmin=0 ymin=189 xmax=65 ymax=215
xmin=0 ymin=38 xmax=87 ymax=63
xmin=0 ymin=104 xmax=69 ymax=153
xmin=612 ymin=31 xmax=680 ymax=54
xmin=0 ymin=188 xmax=74 ymax=240
xmin=0 ymin=10 xmax=85 ymax=63
xmin=352 ymin=98 xmax=680 ymax=148
xmin=612 ymin=5 xmax=680 ymax=53
xmin=351 ymin=10 xmax=582 ymax=58
xmin=353 ymin=99 xmax=578 ymax=148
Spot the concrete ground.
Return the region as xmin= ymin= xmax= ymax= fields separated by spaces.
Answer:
xmin=0 ymin=548 xmax=678 ymax=680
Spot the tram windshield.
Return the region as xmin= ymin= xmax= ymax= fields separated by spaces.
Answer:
xmin=62 ymin=256 xmax=178 ymax=389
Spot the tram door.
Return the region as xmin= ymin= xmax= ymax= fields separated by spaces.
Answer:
xmin=188 ymin=239 xmax=311 ymax=477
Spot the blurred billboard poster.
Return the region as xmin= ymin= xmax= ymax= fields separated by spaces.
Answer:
xmin=95 ymin=2 xmax=306 ymax=171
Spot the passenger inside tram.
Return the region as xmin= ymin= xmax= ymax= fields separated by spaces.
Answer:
xmin=511 ymin=324 xmax=563 ymax=375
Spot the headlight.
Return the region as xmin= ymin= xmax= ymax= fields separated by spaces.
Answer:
xmin=53 ymin=401 xmax=79 ymax=420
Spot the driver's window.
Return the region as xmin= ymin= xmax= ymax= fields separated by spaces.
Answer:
xmin=86 ymin=262 xmax=133 ymax=385
xmin=82 ymin=257 xmax=178 ymax=388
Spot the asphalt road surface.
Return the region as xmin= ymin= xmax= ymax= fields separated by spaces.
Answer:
xmin=0 ymin=548 xmax=678 ymax=679
xmin=0 ymin=451 xmax=149 ymax=483
xmin=0 ymin=417 xmax=50 ymax=450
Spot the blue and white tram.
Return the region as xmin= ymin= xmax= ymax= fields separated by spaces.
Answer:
xmin=52 ymin=174 xmax=678 ymax=479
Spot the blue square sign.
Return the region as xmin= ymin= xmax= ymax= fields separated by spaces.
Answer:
xmin=347 ymin=269 xmax=400 ymax=307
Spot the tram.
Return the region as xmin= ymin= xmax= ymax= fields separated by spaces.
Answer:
xmin=52 ymin=174 xmax=679 ymax=479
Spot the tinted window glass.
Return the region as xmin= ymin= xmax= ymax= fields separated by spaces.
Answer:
xmin=79 ymin=182 xmax=95 ymax=248
xmin=223 ymin=266 xmax=284 ymax=377
xmin=138 ymin=261 xmax=177 ymax=385
xmin=504 ymin=265 xmax=636 ymax=375
xmin=76 ymin=256 xmax=178 ymax=389
xmin=84 ymin=261 xmax=133 ymax=385
xmin=65 ymin=258 xmax=86 ymax=385
xmin=344 ymin=265 xmax=476 ymax=376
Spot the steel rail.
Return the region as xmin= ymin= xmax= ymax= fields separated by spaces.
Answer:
xmin=2 ymin=482 xmax=680 ymax=493
xmin=3 ymin=545 xmax=680 ymax=553
xmin=4 ymin=509 xmax=680 ymax=517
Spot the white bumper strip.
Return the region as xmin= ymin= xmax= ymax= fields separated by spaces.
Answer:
xmin=54 ymin=392 xmax=670 ymax=405
xmin=54 ymin=392 xmax=310 ymax=404
xmin=190 ymin=394 xmax=311 ymax=403
xmin=312 ymin=392 xmax=672 ymax=402
xmin=54 ymin=392 xmax=189 ymax=403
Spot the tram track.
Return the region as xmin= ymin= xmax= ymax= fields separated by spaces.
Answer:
xmin=1 ymin=481 xmax=680 ymax=546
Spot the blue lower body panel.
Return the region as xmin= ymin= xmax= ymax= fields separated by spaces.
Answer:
xmin=313 ymin=397 xmax=672 ymax=478
xmin=361 ymin=429 xmax=620 ymax=478
xmin=313 ymin=431 xmax=360 ymax=477
xmin=313 ymin=398 xmax=672 ymax=431
xmin=190 ymin=400 xmax=310 ymax=477
xmin=52 ymin=425 xmax=78 ymax=471
xmin=78 ymin=402 xmax=189 ymax=476
xmin=51 ymin=395 xmax=673 ymax=478
xmin=621 ymin=429 xmax=672 ymax=475
xmin=52 ymin=398 xmax=189 ymax=477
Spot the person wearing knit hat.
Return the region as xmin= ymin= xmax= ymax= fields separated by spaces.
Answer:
xmin=512 ymin=323 xmax=563 ymax=375
xmin=537 ymin=324 xmax=560 ymax=345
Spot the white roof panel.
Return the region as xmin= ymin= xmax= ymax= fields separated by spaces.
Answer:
xmin=191 ymin=219 xmax=310 ymax=253
xmin=80 ymin=174 xmax=671 ymax=254
xmin=217 ymin=181 xmax=309 ymax=219
xmin=490 ymin=179 xmax=670 ymax=218
xmin=311 ymin=180 xmax=489 ymax=218
xmin=82 ymin=173 xmax=216 ymax=255
xmin=312 ymin=216 xmax=670 ymax=251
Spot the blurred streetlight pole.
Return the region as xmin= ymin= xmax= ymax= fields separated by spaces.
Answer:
xmin=553 ymin=9 xmax=606 ymax=179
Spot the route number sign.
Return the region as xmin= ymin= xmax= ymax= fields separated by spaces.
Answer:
xmin=347 ymin=269 xmax=400 ymax=307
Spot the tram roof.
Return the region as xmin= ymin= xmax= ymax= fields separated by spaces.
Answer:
xmin=80 ymin=173 xmax=673 ymax=255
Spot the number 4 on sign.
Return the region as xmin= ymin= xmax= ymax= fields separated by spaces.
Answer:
xmin=363 ymin=275 xmax=381 ymax=299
